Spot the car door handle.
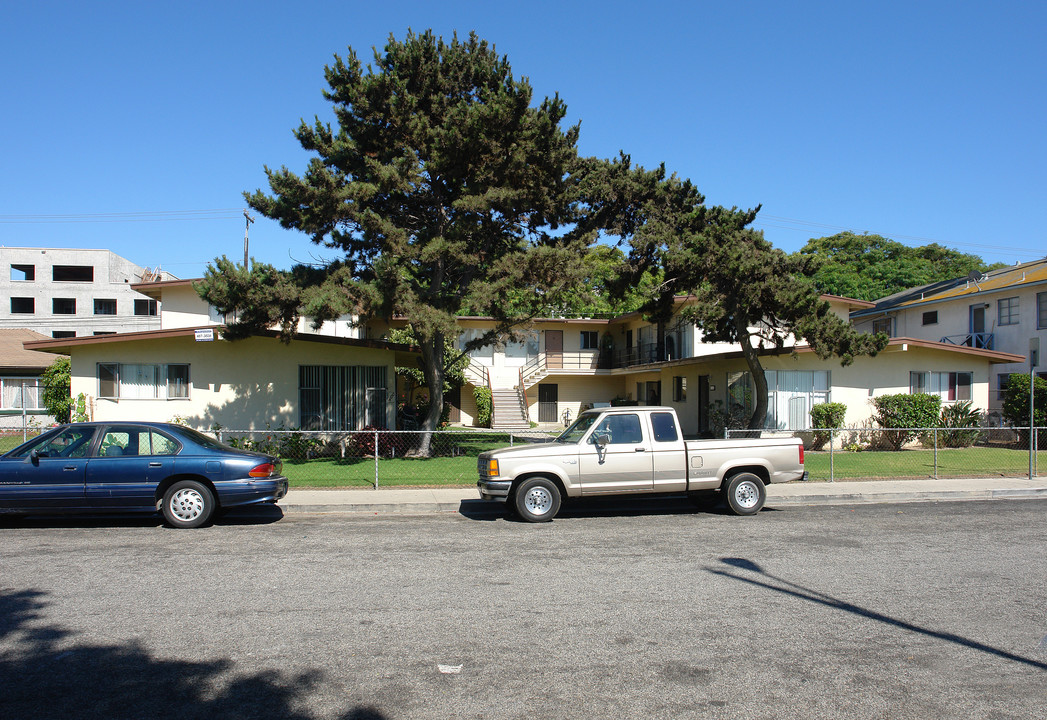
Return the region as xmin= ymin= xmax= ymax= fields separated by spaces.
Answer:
xmin=635 ymin=447 xmax=646 ymax=452
xmin=64 ymin=465 xmax=79 ymax=471
xmin=149 ymin=462 xmax=163 ymax=467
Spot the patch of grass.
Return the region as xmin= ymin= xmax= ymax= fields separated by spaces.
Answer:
xmin=805 ymin=446 xmax=1041 ymax=481
xmin=282 ymin=456 xmax=478 ymax=488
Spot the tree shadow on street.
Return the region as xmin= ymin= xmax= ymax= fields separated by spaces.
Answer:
xmin=708 ymin=557 xmax=1047 ymax=671
xmin=0 ymin=589 xmax=389 ymax=720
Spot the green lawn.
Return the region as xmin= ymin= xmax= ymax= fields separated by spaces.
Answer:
xmin=5 ymin=431 xmax=1040 ymax=487
xmin=805 ymin=446 xmax=1042 ymax=481
xmin=282 ymin=455 xmax=479 ymax=488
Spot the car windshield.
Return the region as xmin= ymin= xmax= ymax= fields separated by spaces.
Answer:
xmin=8 ymin=426 xmax=96 ymax=459
xmin=556 ymin=413 xmax=599 ymax=444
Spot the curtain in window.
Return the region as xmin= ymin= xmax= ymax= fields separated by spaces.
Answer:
xmin=2 ymin=379 xmax=41 ymax=409
xmin=299 ymin=365 xmax=389 ymax=430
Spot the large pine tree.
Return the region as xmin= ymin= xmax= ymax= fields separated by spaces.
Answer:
xmin=198 ymin=30 xmax=591 ymax=438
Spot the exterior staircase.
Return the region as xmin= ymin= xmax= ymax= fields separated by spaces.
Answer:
xmin=491 ymin=387 xmax=530 ymax=430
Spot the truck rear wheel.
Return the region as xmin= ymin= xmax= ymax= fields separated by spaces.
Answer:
xmin=514 ymin=477 xmax=561 ymax=522
xmin=724 ymin=472 xmax=766 ymax=516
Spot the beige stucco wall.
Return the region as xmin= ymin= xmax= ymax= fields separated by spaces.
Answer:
xmin=634 ymin=344 xmax=995 ymax=434
xmin=69 ymin=335 xmax=397 ymax=431
xmin=526 ymin=374 xmax=627 ymax=425
xmin=157 ymin=284 xmax=220 ymax=329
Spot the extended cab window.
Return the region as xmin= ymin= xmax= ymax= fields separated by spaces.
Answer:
xmin=651 ymin=412 xmax=679 ymax=442
xmin=589 ymin=414 xmax=644 ymax=445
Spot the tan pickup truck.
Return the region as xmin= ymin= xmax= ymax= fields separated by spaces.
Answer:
xmin=477 ymin=406 xmax=806 ymax=522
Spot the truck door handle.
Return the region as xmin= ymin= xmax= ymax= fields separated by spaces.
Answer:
xmin=635 ymin=447 xmax=646 ymax=452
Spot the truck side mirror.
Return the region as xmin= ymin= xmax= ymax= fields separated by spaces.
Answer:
xmin=594 ymin=433 xmax=610 ymax=448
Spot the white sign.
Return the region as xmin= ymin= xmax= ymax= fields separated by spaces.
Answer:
xmin=195 ymin=329 xmax=215 ymax=342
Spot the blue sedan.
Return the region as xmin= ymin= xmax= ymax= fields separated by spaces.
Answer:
xmin=0 ymin=422 xmax=289 ymax=528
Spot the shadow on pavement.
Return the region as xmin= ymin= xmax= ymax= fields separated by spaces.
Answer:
xmin=0 ymin=588 xmax=390 ymax=720
xmin=0 ymin=505 xmax=285 ymax=530
xmin=709 ymin=556 xmax=1047 ymax=671
xmin=458 ymin=494 xmax=780 ymax=522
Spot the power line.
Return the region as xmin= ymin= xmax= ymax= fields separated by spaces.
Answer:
xmin=0 ymin=209 xmax=243 ymax=224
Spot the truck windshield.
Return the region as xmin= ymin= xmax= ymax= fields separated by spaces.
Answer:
xmin=556 ymin=413 xmax=599 ymax=443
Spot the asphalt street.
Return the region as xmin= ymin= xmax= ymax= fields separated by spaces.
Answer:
xmin=2 ymin=499 xmax=1046 ymax=719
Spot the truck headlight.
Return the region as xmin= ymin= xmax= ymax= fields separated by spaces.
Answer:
xmin=487 ymin=459 xmax=499 ymax=476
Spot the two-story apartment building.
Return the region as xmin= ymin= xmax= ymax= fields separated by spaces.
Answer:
xmin=1 ymin=248 xmax=175 ymax=338
xmin=851 ymin=257 xmax=1047 ymax=414
xmin=375 ymin=294 xmax=1022 ymax=435
xmin=20 ymin=270 xmax=1026 ymax=435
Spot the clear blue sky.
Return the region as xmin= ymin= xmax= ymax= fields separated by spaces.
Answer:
xmin=2 ymin=1 xmax=1044 ymax=279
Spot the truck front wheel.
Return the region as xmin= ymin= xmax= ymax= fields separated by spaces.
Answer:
xmin=514 ymin=477 xmax=561 ymax=522
xmin=724 ymin=472 xmax=766 ymax=516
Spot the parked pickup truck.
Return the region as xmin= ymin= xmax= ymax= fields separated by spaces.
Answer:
xmin=477 ymin=406 xmax=805 ymax=522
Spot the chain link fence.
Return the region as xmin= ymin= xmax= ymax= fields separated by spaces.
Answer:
xmin=727 ymin=426 xmax=1045 ymax=482
xmin=5 ymin=421 xmax=1043 ymax=487
xmin=213 ymin=428 xmax=556 ymax=488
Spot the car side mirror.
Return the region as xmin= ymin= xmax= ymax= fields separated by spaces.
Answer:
xmin=30 ymin=449 xmax=40 ymax=465
xmin=594 ymin=433 xmax=610 ymax=448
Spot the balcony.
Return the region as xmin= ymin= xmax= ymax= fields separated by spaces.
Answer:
xmin=939 ymin=333 xmax=994 ymax=350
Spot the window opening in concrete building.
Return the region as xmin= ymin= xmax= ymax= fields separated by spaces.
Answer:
xmin=52 ymin=265 xmax=94 ymax=282
xmin=52 ymin=298 xmax=76 ymax=314
xmin=11 ymin=297 xmax=34 ymax=314
xmin=94 ymin=299 xmax=117 ymax=315
xmin=10 ymin=264 xmax=35 ymax=281
xmin=134 ymin=299 xmax=158 ymax=316
xmin=52 ymin=331 xmax=76 ymax=338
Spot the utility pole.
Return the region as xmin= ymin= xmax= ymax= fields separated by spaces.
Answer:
xmin=243 ymin=209 xmax=255 ymax=269
xmin=1031 ymin=338 xmax=1039 ymax=479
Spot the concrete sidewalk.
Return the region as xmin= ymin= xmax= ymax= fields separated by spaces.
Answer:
xmin=279 ymin=477 xmax=1047 ymax=516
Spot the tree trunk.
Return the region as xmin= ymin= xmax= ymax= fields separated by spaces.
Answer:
xmin=736 ymin=319 xmax=769 ymax=432
xmin=411 ymin=332 xmax=446 ymax=457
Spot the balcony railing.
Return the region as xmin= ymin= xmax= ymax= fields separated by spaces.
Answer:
xmin=939 ymin=333 xmax=994 ymax=350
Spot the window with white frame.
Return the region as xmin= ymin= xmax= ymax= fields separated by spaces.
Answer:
xmin=727 ymin=370 xmax=830 ymax=431
xmin=910 ymin=371 xmax=972 ymax=402
xmin=459 ymin=329 xmax=493 ymax=362
xmin=97 ymin=363 xmax=190 ymax=400
xmin=580 ymin=331 xmax=599 ymax=350
xmin=872 ymin=317 xmax=892 ymax=336
xmin=998 ymin=297 xmax=1019 ymax=326
xmin=1 ymin=378 xmax=43 ymax=410
xmin=996 ymin=373 xmax=1011 ymax=402
xmin=672 ymin=376 xmax=687 ymax=402
xmin=299 ymin=365 xmax=388 ymax=430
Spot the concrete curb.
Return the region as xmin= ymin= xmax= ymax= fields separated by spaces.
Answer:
xmin=277 ymin=480 xmax=1047 ymax=515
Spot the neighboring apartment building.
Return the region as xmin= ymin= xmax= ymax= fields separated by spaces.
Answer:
xmin=1 ymin=247 xmax=176 ymax=338
xmin=23 ymin=278 xmax=413 ymax=431
xmin=851 ymin=257 xmax=1047 ymax=414
xmin=0 ymin=328 xmax=61 ymax=428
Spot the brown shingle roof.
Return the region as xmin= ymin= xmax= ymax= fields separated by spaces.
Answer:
xmin=0 ymin=328 xmax=63 ymax=374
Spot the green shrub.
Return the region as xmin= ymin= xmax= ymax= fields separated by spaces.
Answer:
xmin=473 ymin=386 xmax=492 ymax=428
xmin=935 ymin=400 xmax=982 ymax=448
xmin=40 ymin=357 xmax=72 ymax=423
xmin=809 ymin=402 xmax=846 ymax=450
xmin=1002 ymin=373 xmax=1047 ymax=448
xmin=871 ymin=393 xmax=941 ymax=450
